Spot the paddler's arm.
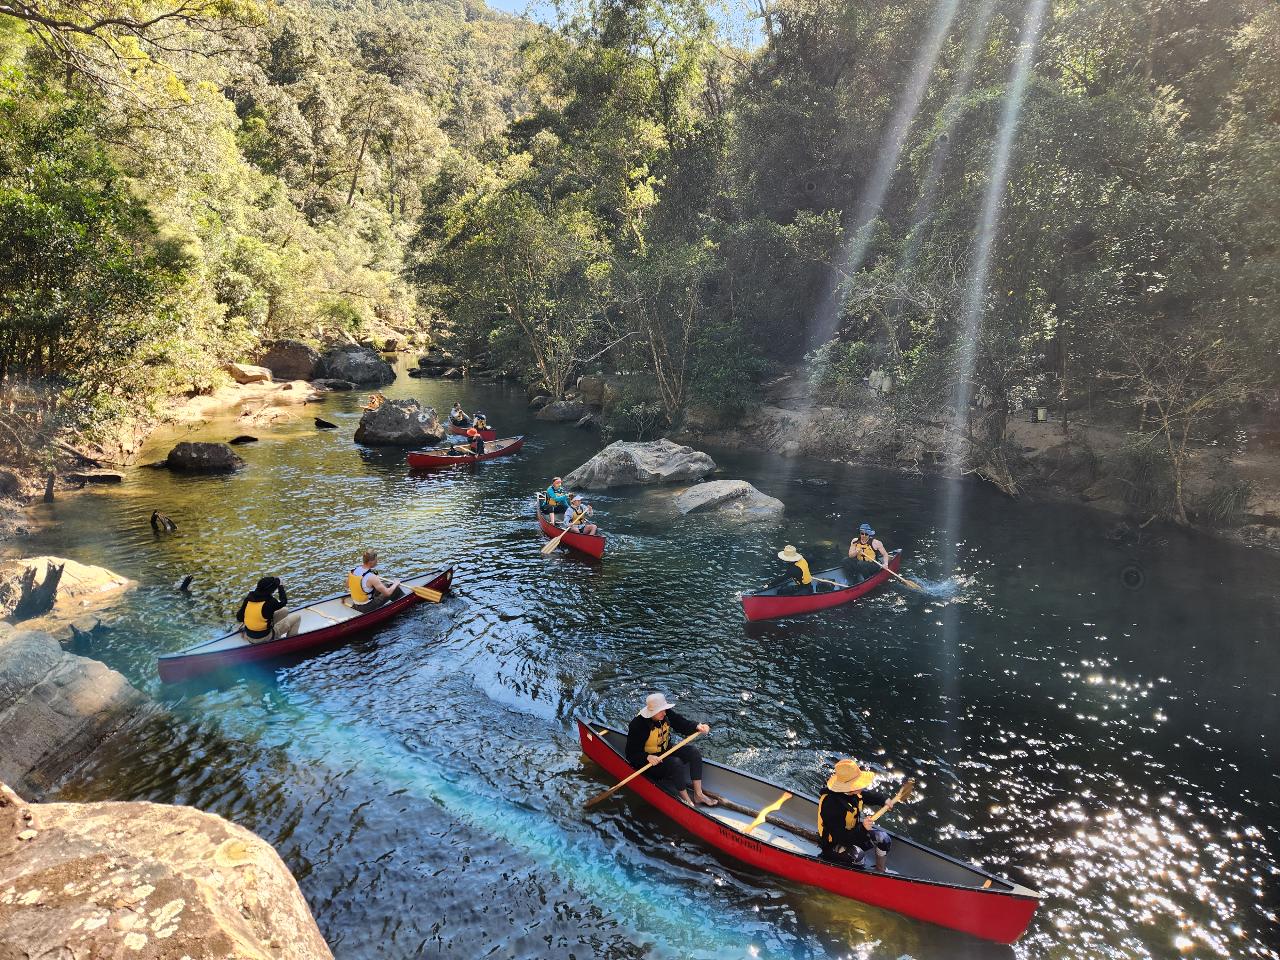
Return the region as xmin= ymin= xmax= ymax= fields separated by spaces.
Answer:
xmin=234 ymin=598 xmax=247 ymax=623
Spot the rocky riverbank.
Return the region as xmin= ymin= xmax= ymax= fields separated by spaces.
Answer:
xmin=0 ymin=783 xmax=334 ymax=959
xmin=677 ymin=373 xmax=1280 ymax=553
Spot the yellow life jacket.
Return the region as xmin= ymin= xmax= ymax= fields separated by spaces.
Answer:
xmin=347 ymin=567 xmax=372 ymax=604
xmin=794 ymin=557 xmax=812 ymax=585
xmin=243 ymin=600 xmax=271 ymax=634
xmin=817 ymin=792 xmax=865 ymax=842
xmin=568 ymin=506 xmax=587 ymax=526
xmin=851 ymin=540 xmax=876 ymax=563
xmin=643 ymin=718 xmax=671 ymax=756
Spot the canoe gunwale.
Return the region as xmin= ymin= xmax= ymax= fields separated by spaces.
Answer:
xmin=577 ymin=718 xmax=1041 ymax=943
xmin=156 ymin=568 xmax=453 ymax=681
xmin=740 ymin=550 xmax=902 ymax=621
xmin=535 ymin=506 xmax=605 ymax=559
xmin=408 ymin=435 xmax=525 ymax=468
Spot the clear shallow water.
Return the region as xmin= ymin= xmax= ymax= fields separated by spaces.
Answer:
xmin=20 ymin=368 xmax=1280 ymax=960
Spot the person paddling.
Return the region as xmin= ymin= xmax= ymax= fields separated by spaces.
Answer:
xmin=625 ymin=693 xmax=718 ymax=807
xmin=771 ymin=544 xmax=815 ymax=594
xmin=235 ymin=576 xmax=301 ymax=643
xmin=346 ymin=550 xmax=403 ymax=612
xmin=845 ymin=523 xmax=891 ymax=582
xmin=472 ymin=411 xmax=489 ymax=432
xmin=450 ymin=402 xmax=470 ymax=426
xmin=817 ymin=758 xmax=895 ymax=872
xmin=563 ymin=494 xmax=598 ymax=535
xmin=544 ymin=477 xmax=571 ymax=521
xmin=466 ymin=427 xmax=486 ymax=455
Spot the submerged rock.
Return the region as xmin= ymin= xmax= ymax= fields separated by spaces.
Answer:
xmin=315 ymin=345 xmax=395 ymax=387
xmin=312 ymin=378 xmax=356 ymax=391
xmin=565 ymin=439 xmax=716 ymax=489
xmin=165 ymin=442 xmax=244 ymax=474
xmin=673 ymin=479 xmax=785 ymax=518
xmin=65 ymin=469 xmax=124 ymax=484
xmin=354 ymin=400 xmax=441 ymax=446
xmin=0 ymin=627 xmax=145 ymax=796
xmin=0 ymin=782 xmax=335 ymax=959
xmin=0 ymin=557 xmax=133 ymax=625
xmin=258 ymin=339 xmax=320 ymax=381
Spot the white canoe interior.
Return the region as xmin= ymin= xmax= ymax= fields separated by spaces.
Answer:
xmin=593 ymin=727 xmax=1033 ymax=895
xmin=420 ymin=436 xmax=522 ymax=456
xmin=167 ymin=571 xmax=443 ymax=658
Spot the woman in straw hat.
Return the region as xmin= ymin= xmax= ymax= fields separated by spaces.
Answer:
xmin=817 ymin=758 xmax=895 ymax=871
xmin=625 ymin=693 xmax=718 ymax=807
xmin=769 ymin=544 xmax=816 ymax=594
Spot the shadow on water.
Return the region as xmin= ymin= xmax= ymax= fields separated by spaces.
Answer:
xmin=28 ymin=366 xmax=1280 ymax=960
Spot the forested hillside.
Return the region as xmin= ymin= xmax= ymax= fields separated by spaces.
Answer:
xmin=412 ymin=0 xmax=1280 ymax=526
xmin=1 ymin=0 xmax=527 ymax=454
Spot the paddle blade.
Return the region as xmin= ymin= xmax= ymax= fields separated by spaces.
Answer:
xmin=411 ymin=587 xmax=443 ymax=602
xmin=893 ymin=778 xmax=916 ymax=804
xmin=541 ymin=532 xmax=566 ymax=555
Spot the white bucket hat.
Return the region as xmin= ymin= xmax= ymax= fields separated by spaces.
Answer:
xmin=639 ymin=692 xmax=676 ymax=718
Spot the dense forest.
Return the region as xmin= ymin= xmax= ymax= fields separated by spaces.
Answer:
xmin=2 ymin=0 xmax=1278 ymax=526
xmin=0 ymin=0 xmax=527 ymax=454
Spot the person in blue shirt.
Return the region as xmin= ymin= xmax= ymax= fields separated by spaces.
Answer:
xmin=544 ymin=477 xmax=571 ymax=520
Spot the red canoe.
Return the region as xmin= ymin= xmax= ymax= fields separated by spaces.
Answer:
xmin=740 ymin=550 xmax=903 ymax=621
xmin=448 ymin=423 xmax=497 ymax=441
xmin=578 ymin=720 xmax=1041 ymax=944
xmin=408 ymin=435 xmax=525 ymax=469
xmin=537 ymin=507 xmax=605 ymax=559
xmin=157 ymin=569 xmax=453 ymax=682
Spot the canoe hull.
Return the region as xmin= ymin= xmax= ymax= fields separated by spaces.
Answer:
xmin=741 ymin=551 xmax=902 ymax=621
xmin=577 ymin=720 xmax=1040 ymax=944
xmin=408 ymin=436 xmax=525 ymax=469
xmin=536 ymin=510 xmax=605 ymax=559
xmin=157 ymin=568 xmax=453 ymax=683
xmin=448 ymin=424 xmax=497 ymax=441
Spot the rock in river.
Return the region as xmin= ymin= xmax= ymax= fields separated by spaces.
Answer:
xmin=0 ymin=781 xmax=335 ymax=959
xmin=354 ymin=399 xmax=441 ymax=446
xmin=565 ymin=439 xmax=716 ymax=490
xmin=536 ymin=399 xmax=589 ymax=422
xmin=165 ymin=441 xmax=244 ymax=474
xmin=0 ymin=626 xmax=145 ymax=796
xmin=258 ymin=338 xmax=321 ymax=381
xmin=315 ymin=345 xmax=395 ymax=387
xmin=672 ymin=479 xmax=785 ymax=518
xmin=0 ymin=556 xmax=133 ymax=624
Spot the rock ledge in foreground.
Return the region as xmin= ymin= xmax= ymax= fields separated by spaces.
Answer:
xmin=565 ymin=439 xmax=716 ymax=490
xmin=672 ymin=479 xmax=785 ymax=518
xmin=0 ymin=782 xmax=335 ymax=960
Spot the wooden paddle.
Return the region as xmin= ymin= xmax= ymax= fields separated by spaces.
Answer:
xmin=878 ymin=561 xmax=923 ymax=592
xmin=409 ymin=585 xmax=443 ymax=602
xmin=541 ymin=505 xmax=592 ymax=555
xmin=866 ymin=778 xmax=916 ymax=823
xmin=812 ymin=577 xmax=846 ymax=589
xmin=583 ymin=730 xmax=705 ymax=809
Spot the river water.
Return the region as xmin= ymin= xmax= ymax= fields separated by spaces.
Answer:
xmin=20 ymin=368 xmax=1279 ymax=960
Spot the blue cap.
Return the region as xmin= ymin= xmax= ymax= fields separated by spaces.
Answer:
xmin=859 ymin=523 xmax=875 ymax=536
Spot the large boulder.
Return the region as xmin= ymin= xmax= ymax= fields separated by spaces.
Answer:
xmin=672 ymin=479 xmax=785 ymax=518
xmin=0 ymin=557 xmax=133 ymax=625
xmin=0 ymin=627 xmax=145 ymax=796
xmin=354 ymin=400 xmax=441 ymax=446
xmin=0 ymin=782 xmax=335 ymax=959
xmin=166 ymin=442 xmax=244 ymax=474
xmin=536 ymin=399 xmax=589 ymax=422
xmin=565 ymin=439 xmax=717 ymax=490
xmin=315 ymin=345 xmax=395 ymax=387
xmin=258 ymin=339 xmax=320 ymax=381
xmin=223 ymin=362 xmax=272 ymax=385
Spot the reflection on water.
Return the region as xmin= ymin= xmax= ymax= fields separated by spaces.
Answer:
xmin=26 ymin=367 xmax=1280 ymax=959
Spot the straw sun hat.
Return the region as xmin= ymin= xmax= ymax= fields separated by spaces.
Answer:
xmin=827 ymin=759 xmax=877 ymax=793
xmin=639 ymin=693 xmax=676 ymax=718
xmin=777 ymin=544 xmax=804 ymax=563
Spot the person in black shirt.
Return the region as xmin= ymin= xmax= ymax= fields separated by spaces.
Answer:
xmin=235 ymin=576 xmax=301 ymax=643
xmin=625 ymin=693 xmax=718 ymax=807
xmin=817 ymin=758 xmax=895 ymax=871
